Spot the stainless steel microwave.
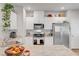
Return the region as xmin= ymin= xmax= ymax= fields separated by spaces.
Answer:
xmin=34 ymin=24 xmax=44 ymax=29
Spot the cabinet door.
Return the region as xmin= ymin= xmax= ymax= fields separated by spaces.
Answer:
xmin=34 ymin=11 xmax=44 ymax=23
xmin=44 ymin=37 xmax=53 ymax=46
xmin=44 ymin=17 xmax=52 ymax=29
xmin=24 ymin=37 xmax=33 ymax=45
xmin=25 ymin=17 xmax=34 ymax=29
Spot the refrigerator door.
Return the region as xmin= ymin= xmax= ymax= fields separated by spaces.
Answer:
xmin=53 ymin=22 xmax=70 ymax=48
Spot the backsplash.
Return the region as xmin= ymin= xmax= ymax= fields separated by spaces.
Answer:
xmin=26 ymin=29 xmax=53 ymax=37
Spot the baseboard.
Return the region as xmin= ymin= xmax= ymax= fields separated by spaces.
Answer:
xmin=72 ymin=48 xmax=79 ymax=50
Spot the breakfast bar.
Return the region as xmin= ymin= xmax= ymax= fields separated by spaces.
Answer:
xmin=0 ymin=45 xmax=77 ymax=56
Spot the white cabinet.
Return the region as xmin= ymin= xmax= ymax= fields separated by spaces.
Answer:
xmin=33 ymin=17 xmax=40 ymax=23
xmin=24 ymin=10 xmax=66 ymax=30
xmin=44 ymin=17 xmax=52 ymax=29
xmin=34 ymin=11 xmax=44 ymax=23
xmin=24 ymin=37 xmax=33 ymax=45
xmin=44 ymin=37 xmax=53 ymax=46
xmin=53 ymin=17 xmax=66 ymax=23
xmin=25 ymin=17 xmax=34 ymax=29
xmin=44 ymin=17 xmax=66 ymax=29
xmin=24 ymin=37 xmax=53 ymax=46
xmin=34 ymin=11 xmax=44 ymax=17
xmin=25 ymin=11 xmax=45 ymax=29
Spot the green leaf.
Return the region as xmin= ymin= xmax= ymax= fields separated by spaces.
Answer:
xmin=1 ymin=3 xmax=14 ymax=31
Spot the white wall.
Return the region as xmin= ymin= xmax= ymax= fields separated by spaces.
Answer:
xmin=0 ymin=4 xmax=17 ymax=31
xmin=0 ymin=4 xmax=17 ymax=40
xmin=67 ymin=10 xmax=79 ymax=49
xmin=0 ymin=4 xmax=5 ymax=39
xmin=10 ymin=12 xmax=17 ymax=29
xmin=14 ymin=6 xmax=24 ymax=37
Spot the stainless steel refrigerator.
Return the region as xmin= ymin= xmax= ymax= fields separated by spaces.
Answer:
xmin=52 ymin=21 xmax=71 ymax=48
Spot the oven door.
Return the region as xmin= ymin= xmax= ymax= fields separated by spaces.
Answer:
xmin=33 ymin=34 xmax=44 ymax=37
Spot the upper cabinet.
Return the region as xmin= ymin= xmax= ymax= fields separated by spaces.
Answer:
xmin=34 ymin=11 xmax=44 ymax=17
xmin=24 ymin=9 xmax=67 ymax=29
xmin=25 ymin=17 xmax=34 ymax=29
xmin=25 ymin=10 xmax=34 ymax=17
xmin=44 ymin=17 xmax=66 ymax=29
xmin=34 ymin=11 xmax=45 ymax=23
xmin=25 ymin=11 xmax=45 ymax=29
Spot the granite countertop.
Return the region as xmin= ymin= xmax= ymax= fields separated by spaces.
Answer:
xmin=23 ymin=45 xmax=77 ymax=56
xmin=26 ymin=29 xmax=53 ymax=37
xmin=0 ymin=45 xmax=77 ymax=56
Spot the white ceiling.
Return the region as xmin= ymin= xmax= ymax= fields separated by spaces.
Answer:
xmin=12 ymin=3 xmax=79 ymax=11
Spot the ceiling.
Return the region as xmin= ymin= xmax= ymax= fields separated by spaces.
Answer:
xmin=12 ymin=3 xmax=79 ymax=11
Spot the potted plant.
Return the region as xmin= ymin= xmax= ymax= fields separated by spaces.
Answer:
xmin=1 ymin=3 xmax=14 ymax=42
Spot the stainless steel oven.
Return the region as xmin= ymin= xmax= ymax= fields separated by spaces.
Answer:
xmin=33 ymin=38 xmax=44 ymax=45
xmin=33 ymin=34 xmax=44 ymax=37
xmin=33 ymin=23 xmax=44 ymax=45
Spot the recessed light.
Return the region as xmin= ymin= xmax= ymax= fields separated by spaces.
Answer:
xmin=61 ymin=7 xmax=65 ymax=10
xmin=26 ymin=7 xmax=31 ymax=10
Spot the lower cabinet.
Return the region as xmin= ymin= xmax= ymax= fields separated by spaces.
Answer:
xmin=24 ymin=37 xmax=53 ymax=46
xmin=24 ymin=37 xmax=33 ymax=45
xmin=44 ymin=37 xmax=53 ymax=46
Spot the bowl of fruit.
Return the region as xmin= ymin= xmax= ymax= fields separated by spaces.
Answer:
xmin=5 ymin=45 xmax=25 ymax=56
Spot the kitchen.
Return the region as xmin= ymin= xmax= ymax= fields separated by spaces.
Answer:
xmin=0 ymin=3 xmax=79 ymax=56
xmin=23 ymin=6 xmax=70 ymax=47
